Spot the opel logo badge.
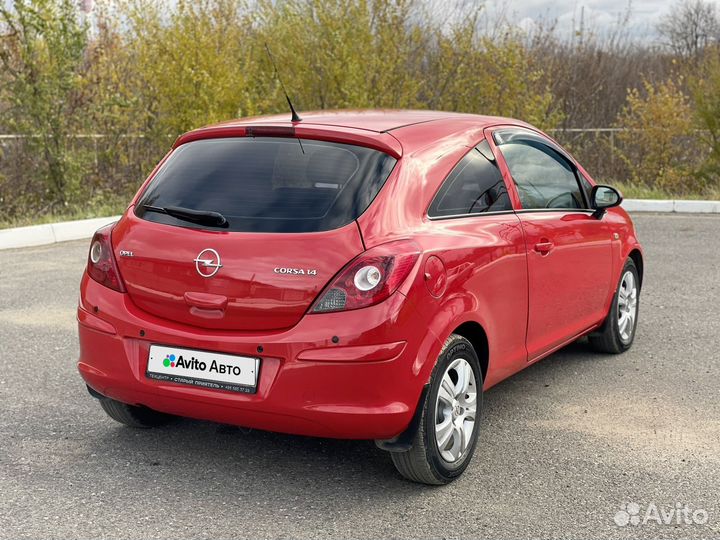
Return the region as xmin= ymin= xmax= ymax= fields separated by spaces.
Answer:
xmin=194 ymin=248 xmax=222 ymax=278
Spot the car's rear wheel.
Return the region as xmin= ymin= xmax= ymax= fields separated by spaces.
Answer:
xmin=390 ymin=334 xmax=482 ymax=485
xmin=99 ymin=397 xmax=173 ymax=428
xmin=589 ymin=258 xmax=640 ymax=354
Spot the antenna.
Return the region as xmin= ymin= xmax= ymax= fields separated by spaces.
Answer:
xmin=264 ymin=43 xmax=301 ymax=123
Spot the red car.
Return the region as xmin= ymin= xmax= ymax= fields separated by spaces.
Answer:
xmin=78 ymin=110 xmax=643 ymax=484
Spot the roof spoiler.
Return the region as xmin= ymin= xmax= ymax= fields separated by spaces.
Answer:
xmin=174 ymin=124 xmax=403 ymax=158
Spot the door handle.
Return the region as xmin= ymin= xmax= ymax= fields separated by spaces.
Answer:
xmin=534 ymin=241 xmax=554 ymax=254
xmin=184 ymin=291 xmax=228 ymax=310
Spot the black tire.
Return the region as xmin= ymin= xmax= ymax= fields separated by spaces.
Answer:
xmin=99 ymin=398 xmax=173 ymax=428
xmin=391 ymin=334 xmax=483 ymax=485
xmin=589 ymin=258 xmax=640 ymax=354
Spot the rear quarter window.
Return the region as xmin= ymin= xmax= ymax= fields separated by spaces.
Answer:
xmin=428 ymin=147 xmax=511 ymax=217
xmin=136 ymin=137 xmax=396 ymax=233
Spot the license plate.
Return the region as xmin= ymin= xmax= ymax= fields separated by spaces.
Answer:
xmin=146 ymin=345 xmax=259 ymax=394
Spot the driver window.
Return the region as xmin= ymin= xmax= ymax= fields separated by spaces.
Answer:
xmin=497 ymin=140 xmax=585 ymax=210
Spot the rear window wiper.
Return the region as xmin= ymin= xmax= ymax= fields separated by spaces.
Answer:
xmin=143 ymin=205 xmax=229 ymax=228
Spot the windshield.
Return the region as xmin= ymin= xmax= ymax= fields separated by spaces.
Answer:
xmin=135 ymin=137 xmax=396 ymax=233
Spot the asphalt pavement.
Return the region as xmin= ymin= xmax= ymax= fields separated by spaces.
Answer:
xmin=0 ymin=214 xmax=719 ymax=539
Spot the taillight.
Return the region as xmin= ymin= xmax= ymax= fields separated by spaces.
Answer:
xmin=311 ymin=240 xmax=420 ymax=313
xmin=87 ymin=223 xmax=126 ymax=293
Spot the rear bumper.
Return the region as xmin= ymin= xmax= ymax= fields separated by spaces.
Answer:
xmin=77 ymin=273 xmax=438 ymax=439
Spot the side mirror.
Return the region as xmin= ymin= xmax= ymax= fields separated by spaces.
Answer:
xmin=590 ymin=185 xmax=622 ymax=218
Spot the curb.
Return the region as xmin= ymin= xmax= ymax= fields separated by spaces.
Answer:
xmin=0 ymin=215 xmax=121 ymax=251
xmin=621 ymin=199 xmax=720 ymax=213
xmin=1 ymin=198 xmax=719 ymax=251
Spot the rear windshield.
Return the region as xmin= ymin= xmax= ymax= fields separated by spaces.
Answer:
xmin=135 ymin=137 xmax=397 ymax=233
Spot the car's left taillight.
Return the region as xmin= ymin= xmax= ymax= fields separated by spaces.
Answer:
xmin=87 ymin=223 xmax=126 ymax=293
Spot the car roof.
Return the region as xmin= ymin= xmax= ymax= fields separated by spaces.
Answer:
xmin=185 ymin=109 xmax=531 ymax=155
xmin=218 ymin=109 xmax=499 ymax=131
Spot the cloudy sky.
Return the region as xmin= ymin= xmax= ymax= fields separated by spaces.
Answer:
xmin=480 ymin=0 xmax=720 ymax=40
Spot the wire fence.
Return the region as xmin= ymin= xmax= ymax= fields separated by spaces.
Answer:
xmin=548 ymin=128 xmax=627 ymax=180
xmin=0 ymin=127 xmax=655 ymax=177
xmin=0 ymin=127 xmax=630 ymax=178
xmin=0 ymin=128 xmax=708 ymax=218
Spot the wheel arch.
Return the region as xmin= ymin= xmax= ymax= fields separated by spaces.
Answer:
xmin=377 ymin=317 xmax=490 ymax=454
xmin=422 ymin=295 xmax=491 ymax=387
xmin=628 ymin=248 xmax=644 ymax=290
xmin=450 ymin=321 xmax=489 ymax=383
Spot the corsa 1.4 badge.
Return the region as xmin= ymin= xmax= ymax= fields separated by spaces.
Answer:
xmin=273 ymin=267 xmax=318 ymax=276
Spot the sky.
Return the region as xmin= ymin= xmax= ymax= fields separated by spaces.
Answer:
xmin=480 ymin=0 xmax=720 ymax=40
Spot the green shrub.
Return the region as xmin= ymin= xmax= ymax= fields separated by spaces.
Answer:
xmin=690 ymin=48 xmax=720 ymax=189
xmin=613 ymin=79 xmax=705 ymax=195
xmin=0 ymin=0 xmax=89 ymax=211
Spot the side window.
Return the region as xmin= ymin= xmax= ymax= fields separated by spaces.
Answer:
xmin=578 ymin=171 xmax=593 ymax=205
xmin=428 ymin=147 xmax=512 ymax=217
xmin=497 ymin=138 xmax=585 ymax=210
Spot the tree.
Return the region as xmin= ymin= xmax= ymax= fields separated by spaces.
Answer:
xmin=253 ymin=0 xmax=561 ymax=129
xmin=0 ymin=0 xmax=89 ymax=209
xmin=657 ymin=0 xmax=719 ymax=60
xmin=690 ymin=48 xmax=720 ymax=186
xmin=424 ymin=28 xmax=562 ymax=129
xmin=614 ymin=79 xmax=702 ymax=194
xmin=120 ymin=0 xmax=253 ymax=140
xmin=252 ymin=0 xmax=427 ymax=112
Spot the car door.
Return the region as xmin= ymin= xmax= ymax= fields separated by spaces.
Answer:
xmin=426 ymin=140 xmax=530 ymax=383
xmin=489 ymin=127 xmax=615 ymax=360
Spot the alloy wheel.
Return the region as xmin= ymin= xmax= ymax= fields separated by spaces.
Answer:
xmin=617 ymin=270 xmax=638 ymax=343
xmin=434 ymin=357 xmax=477 ymax=463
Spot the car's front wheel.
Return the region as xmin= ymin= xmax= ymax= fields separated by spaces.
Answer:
xmin=590 ymin=258 xmax=640 ymax=353
xmin=390 ymin=334 xmax=482 ymax=485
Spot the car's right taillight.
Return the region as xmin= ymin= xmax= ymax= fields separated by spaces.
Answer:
xmin=310 ymin=240 xmax=420 ymax=313
xmin=87 ymin=223 xmax=126 ymax=293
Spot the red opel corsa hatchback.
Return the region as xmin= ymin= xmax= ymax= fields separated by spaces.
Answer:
xmin=78 ymin=110 xmax=643 ymax=484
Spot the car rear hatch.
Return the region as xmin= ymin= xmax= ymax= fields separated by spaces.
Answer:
xmin=112 ymin=135 xmax=397 ymax=331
